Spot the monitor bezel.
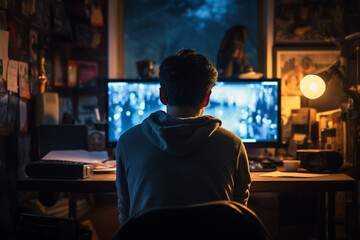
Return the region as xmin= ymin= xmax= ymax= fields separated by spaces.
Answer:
xmin=106 ymin=78 xmax=281 ymax=149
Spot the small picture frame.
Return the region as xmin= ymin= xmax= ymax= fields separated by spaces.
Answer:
xmin=274 ymin=46 xmax=341 ymax=96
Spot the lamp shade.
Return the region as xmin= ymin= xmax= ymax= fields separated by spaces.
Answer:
xmin=300 ymin=74 xmax=326 ymax=99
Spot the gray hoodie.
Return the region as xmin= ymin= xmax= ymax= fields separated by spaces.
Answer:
xmin=116 ymin=110 xmax=251 ymax=224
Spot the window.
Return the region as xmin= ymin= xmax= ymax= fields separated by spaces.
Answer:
xmin=124 ymin=0 xmax=258 ymax=78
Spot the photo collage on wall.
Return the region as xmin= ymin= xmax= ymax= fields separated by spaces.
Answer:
xmin=0 ymin=0 xmax=105 ymax=133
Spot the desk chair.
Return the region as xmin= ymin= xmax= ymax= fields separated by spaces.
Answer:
xmin=113 ymin=200 xmax=272 ymax=240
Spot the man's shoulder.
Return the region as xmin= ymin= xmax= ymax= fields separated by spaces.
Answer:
xmin=119 ymin=124 xmax=144 ymax=141
xmin=214 ymin=126 xmax=243 ymax=144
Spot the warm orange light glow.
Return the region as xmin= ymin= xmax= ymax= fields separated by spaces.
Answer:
xmin=300 ymin=74 xmax=326 ymax=99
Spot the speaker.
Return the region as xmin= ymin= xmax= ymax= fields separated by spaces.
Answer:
xmin=296 ymin=149 xmax=344 ymax=172
xmin=35 ymin=93 xmax=59 ymax=126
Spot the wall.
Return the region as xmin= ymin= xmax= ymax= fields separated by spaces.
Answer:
xmin=0 ymin=0 xmax=108 ymax=237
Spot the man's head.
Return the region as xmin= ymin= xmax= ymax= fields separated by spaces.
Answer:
xmin=159 ymin=49 xmax=218 ymax=109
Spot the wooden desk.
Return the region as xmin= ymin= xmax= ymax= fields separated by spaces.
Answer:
xmin=18 ymin=172 xmax=357 ymax=240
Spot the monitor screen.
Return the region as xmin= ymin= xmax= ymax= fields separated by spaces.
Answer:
xmin=107 ymin=80 xmax=165 ymax=146
xmin=204 ymin=79 xmax=280 ymax=146
xmin=107 ymin=79 xmax=280 ymax=148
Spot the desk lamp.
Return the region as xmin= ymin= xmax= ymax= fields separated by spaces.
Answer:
xmin=300 ymin=74 xmax=326 ymax=100
xmin=299 ymin=74 xmax=326 ymax=148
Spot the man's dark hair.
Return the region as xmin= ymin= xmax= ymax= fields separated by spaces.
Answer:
xmin=159 ymin=49 xmax=218 ymax=107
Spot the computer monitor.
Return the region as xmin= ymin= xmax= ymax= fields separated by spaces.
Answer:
xmin=204 ymin=79 xmax=280 ymax=147
xmin=107 ymin=79 xmax=165 ymax=147
xmin=106 ymin=78 xmax=280 ymax=148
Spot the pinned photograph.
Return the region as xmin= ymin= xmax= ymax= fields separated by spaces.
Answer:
xmin=19 ymin=61 xmax=30 ymax=99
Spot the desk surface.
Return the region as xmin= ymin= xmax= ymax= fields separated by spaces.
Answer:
xmin=17 ymin=172 xmax=355 ymax=193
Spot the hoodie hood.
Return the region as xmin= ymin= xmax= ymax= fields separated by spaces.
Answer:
xmin=141 ymin=111 xmax=221 ymax=157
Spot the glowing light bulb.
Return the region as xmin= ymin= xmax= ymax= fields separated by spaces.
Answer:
xmin=300 ymin=74 xmax=326 ymax=99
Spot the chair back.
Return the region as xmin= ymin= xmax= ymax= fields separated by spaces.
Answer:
xmin=114 ymin=200 xmax=271 ymax=240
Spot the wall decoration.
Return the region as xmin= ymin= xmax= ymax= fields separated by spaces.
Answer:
xmin=18 ymin=61 xmax=30 ymax=99
xmin=77 ymin=61 xmax=98 ymax=88
xmin=85 ymin=0 xmax=104 ymax=27
xmin=274 ymin=47 xmax=340 ymax=96
xmin=275 ymin=0 xmax=343 ymax=44
xmin=7 ymin=59 xmax=18 ymax=93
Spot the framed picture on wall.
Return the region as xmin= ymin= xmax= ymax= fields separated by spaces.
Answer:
xmin=274 ymin=0 xmax=343 ymax=44
xmin=274 ymin=47 xmax=341 ymax=96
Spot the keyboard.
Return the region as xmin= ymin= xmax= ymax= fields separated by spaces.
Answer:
xmin=25 ymin=160 xmax=94 ymax=179
xmin=249 ymin=159 xmax=277 ymax=172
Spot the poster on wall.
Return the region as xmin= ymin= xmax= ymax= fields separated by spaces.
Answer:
xmin=275 ymin=0 xmax=343 ymax=44
xmin=274 ymin=47 xmax=341 ymax=96
xmin=19 ymin=61 xmax=30 ymax=99
xmin=7 ymin=59 xmax=18 ymax=93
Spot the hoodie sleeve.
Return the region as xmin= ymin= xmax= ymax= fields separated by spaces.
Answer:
xmin=233 ymin=141 xmax=251 ymax=205
xmin=115 ymin=139 xmax=130 ymax=225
